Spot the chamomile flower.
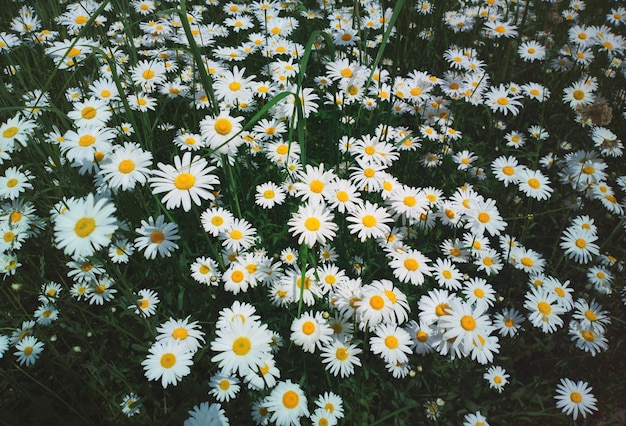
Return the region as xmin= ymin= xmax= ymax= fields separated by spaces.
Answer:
xmin=219 ymin=218 xmax=257 ymax=252
xmin=131 ymin=289 xmax=160 ymax=317
xmin=190 ymin=256 xmax=221 ymax=285
xmin=484 ymin=365 xmax=509 ymax=393
xmin=142 ymin=339 xmax=194 ymax=388
xmin=266 ymin=380 xmax=309 ymax=426
xmin=517 ymin=168 xmax=553 ymax=201
xmin=211 ymin=316 xmax=273 ymax=376
xmin=201 ymin=206 xmax=234 ymax=237
xmin=150 ymin=152 xmax=219 ymax=212
xmin=209 ymin=372 xmax=241 ymax=402
xmin=560 ymin=227 xmax=599 ymax=264
xmin=99 ymin=142 xmax=153 ymax=191
xmin=524 ymin=286 xmax=566 ymax=333
xmin=53 ymin=193 xmax=118 ymax=259
xmin=290 ymin=311 xmax=333 ymax=353
xmin=369 ymin=323 xmax=413 ymax=365
xmin=67 ymin=97 xmax=112 ymax=128
xmin=120 ymin=393 xmax=142 ymax=417
xmin=389 ymin=249 xmax=432 ymax=286
xmin=157 ymin=316 xmax=205 ymax=354
xmin=134 ymin=215 xmax=180 ymax=259
xmin=184 ymin=402 xmax=229 ymax=426
xmin=554 ymin=378 xmax=598 ymax=420
xmin=346 ymin=201 xmax=393 ymax=242
xmin=14 ymin=335 xmax=44 ymax=367
xmin=433 ymin=258 xmax=463 ymax=290
xmin=465 ymin=198 xmax=507 ymax=237
xmin=287 ymin=203 xmax=337 ymax=248
xmin=200 ymin=111 xmax=245 ymax=155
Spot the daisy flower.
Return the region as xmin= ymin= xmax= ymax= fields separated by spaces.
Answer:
xmin=219 ymin=218 xmax=257 ymax=252
xmin=563 ymin=81 xmax=595 ymax=109
xmin=438 ymin=299 xmax=494 ymax=355
xmin=389 ymin=249 xmax=432 ymax=286
xmin=568 ymin=321 xmax=608 ymax=356
xmin=293 ymin=163 xmax=336 ymax=205
xmin=315 ymin=391 xmax=344 ymax=420
xmin=518 ymin=40 xmax=546 ymax=62
xmin=516 ymin=168 xmax=553 ymax=200
xmin=462 ymin=277 xmax=496 ymax=310
xmin=156 ymin=316 xmax=205 ymax=354
xmin=560 ymin=227 xmax=599 ymax=264
xmin=346 ymin=201 xmax=393 ymax=242
xmin=87 ymin=275 xmax=117 ymax=305
xmin=287 ymin=203 xmax=337 ymax=248
xmin=60 ymin=125 xmax=116 ymax=163
xmin=320 ymin=338 xmax=362 ymax=378
xmin=0 ymin=113 xmax=36 ymax=149
xmin=266 ymin=380 xmax=309 ymax=426
xmin=200 ymin=206 xmax=234 ymax=237
xmin=53 ymin=193 xmax=118 ymax=259
xmin=150 ymin=152 xmax=219 ymax=212
xmin=99 ymin=142 xmax=153 ymax=191
xmin=208 ymin=372 xmax=241 ymax=402
xmin=484 ymin=365 xmax=509 ymax=393
xmin=134 ymin=215 xmax=180 ymax=259
xmin=324 ymin=179 xmax=363 ymax=213
xmin=484 ymin=20 xmax=518 ymax=38
xmin=108 ymin=238 xmax=133 ymax=263
xmin=184 ymin=402 xmax=229 ymax=426
xmin=200 ymin=111 xmax=245 ymax=155
xmin=463 ymin=411 xmax=490 ymax=426
xmin=210 ymin=317 xmax=273 ymax=376
xmin=464 ymin=197 xmax=507 ymax=237
xmin=405 ymin=320 xmax=438 ymax=355
xmin=483 ymin=84 xmax=523 ymax=115
xmin=190 ymin=256 xmax=221 ymax=285
xmin=14 ymin=335 xmax=44 ymax=367
xmin=491 ymin=155 xmax=522 ymax=187
xmin=554 ymin=378 xmax=598 ymax=420
xmin=524 ymin=286 xmax=566 ymax=333
xmin=120 ymin=393 xmax=142 ymax=417
xmin=67 ymin=96 xmax=112 ymax=128
xmin=0 ymin=167 xmax=33 ymax=201
xmin=131 ymin=289 xmax=160 ymax=317
xmin=142 ymin=340 xmax=194 ymax=389
xmin=310 ymin=408 xmax=337 ymax=426
xmin=290 ymin=311 xmax=333 ymax=353
xmin=369 ymin=323 xmax=413 ymax=365
xmin=572 ymin=298 xmax=611 ymax=332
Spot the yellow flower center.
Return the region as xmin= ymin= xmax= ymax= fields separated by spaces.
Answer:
xmin=231 ymin=270 xmax=244 ymax=283
xmin=79 ymin=134 xmax=96 ymax=147
xmin=232 ymin=336 xmax=251 ymax=355
xmin=81 ymin=106 xmax=97 ymax=119
xmin=160 ymin=353 xmax=176 ymax=368
xmin=416 ymin=330 xmax=428 ymax=342
xmin=572 ymin=89 xmax=585 ymax=100
xmin=404 ymin=258 xmax=419 ymax=271
xmin=369 ymin=295 xmax=385 ymax=310
xmin=461 ymin=315 xmax=476 ymax=330
xmin=150 ymin=231 xmax=164 ymax=244
xmin=336 ymin=347 xmax=348 ymax=360
xmin=142 ymin=69 xmax=155 ymax=80
xmin=570 ymin=391 xmax=583 ymax=403
xmin=6 ymin=178 xmax=18 ymax=188
xmin=537 ymin=301 xmax=551 ymax=315
xmin=310 ymin=179 xmax=324 ymax=193
xmin=172 ymin=327 xmax=188 ymax=340
xmin=214 ymin=118 xmax=233 ymax=135
xmin=340 ymin=68 xmax=353 ymax=78
xmin=362 ymin=215 xmax=377 ymax=227
xmin=74 ymin=217 xmax=96 ymax=238
xmin=304 ymin=217 xmax=320 ymax=231
xmin=384 ymin=335 xmax=399 ymax=349
xmin=502 ymin=166 xmax=515 ymax=176
xmin=118 ymin=159 xmax=135 ymax=174
xmin=174 ymin=173 xmax=196 ymax=190
xmin=497 ymin=97 xmax=509 ymax=106
xmin=528 ymin=178 xmax=540 ymax=189
xmin=282 ymin=390 xmax=299 ymax=409
xmin=229 ymin=81 xmax=241 ymax=91
xmin=478 ymin=212 xmax=490 ymax=223
xmin=2 ymin=127 xmax=18 ymax=138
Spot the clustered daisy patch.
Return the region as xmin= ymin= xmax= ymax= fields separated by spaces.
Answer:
xmin=1 ymin=0 xmax=625 ymax=424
